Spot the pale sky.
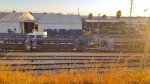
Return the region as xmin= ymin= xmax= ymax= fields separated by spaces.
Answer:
xmin=0 ymin=0 xmax=149 ymax=16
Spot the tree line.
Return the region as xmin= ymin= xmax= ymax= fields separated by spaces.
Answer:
xmin=88 ymin=10 xmax=122 ymax=20
xmin=83 ymin=10 xmax=123 ymax=32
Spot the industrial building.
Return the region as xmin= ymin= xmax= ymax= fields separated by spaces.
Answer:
xmin=33 ymin=13 xmax=82 ymax=32
xmin=85 ymin=16 xmax=150 ymax=26
xmin=0 ymin=12 xmax=35 ymax=34
xmin=0 ymin=12 xmax=149 ymax=35
xmin=0 ymin=12 xmax=9 ymax=19
xmin=0 ymin=12 xmax=82 ymax=34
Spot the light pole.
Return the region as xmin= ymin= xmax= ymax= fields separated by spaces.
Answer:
xmin=97 ymin=13 xmax=100 ymax=35
xmin=98 ymin=13 xmax=100 ymax=28
xmin=21 ymin=12 xmax=24 ymax=34
xmin=143 ymin=20 xmax=150 ymax=68
xmin=142 ymin=9 xmax=150 ymax=68
xmin=129 ymin=0 xmax=133 ymax=25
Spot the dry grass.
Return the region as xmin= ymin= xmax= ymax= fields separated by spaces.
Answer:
xmin=0 ymin=52 xmax=149 ymax=84
xmin=0 ymin=66 xmax=150 ymax=84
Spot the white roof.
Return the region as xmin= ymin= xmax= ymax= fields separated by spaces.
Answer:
xmin=0 ymin=12 xmax=35 ymax=22
xmin=0 ymin=12 xmax=9 ymax=19
xmin=33 ymin=13 xmax=82 ymax=24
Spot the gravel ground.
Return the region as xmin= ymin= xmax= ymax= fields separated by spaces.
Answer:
xmin=1 ymin=52 xmax=144 ymax=57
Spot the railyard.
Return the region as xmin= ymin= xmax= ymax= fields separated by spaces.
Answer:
xmin=0 ymin=52 xmax=149 ymax=73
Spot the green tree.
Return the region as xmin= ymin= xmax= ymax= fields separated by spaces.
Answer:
xmin=12 ymin=10 xmax=16 ymax=13
xmin=88 ymin=13 xmax=93 ymax=19
xmin=116 ymin=10 xmax=121 ymax=19
xmin=43 ymin=12 xmax=47 ymax=14
xmin=102 ymin=14 xmax=107 ymax=19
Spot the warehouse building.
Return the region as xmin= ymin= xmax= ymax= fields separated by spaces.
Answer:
xmin=33 ymin=13 xmax=82 ymax=32
xmin=0 ymin=12 xmax=82 ymax=34
xmin=0 ymin=12 xmax=9 ymax=19
xmin=0 ymin=12 xmax=35 ymax=34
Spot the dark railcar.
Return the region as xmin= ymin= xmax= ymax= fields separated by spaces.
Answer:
xmin=0 ymin=35 xmax=33 ymax=51
xmin=0 ymin=35 xmax=82 ymax=52
xmin=32 ymin=37 xmax=81 ymax=51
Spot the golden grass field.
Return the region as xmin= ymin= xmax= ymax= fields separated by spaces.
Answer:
xmin=0 ymin=66 xmax=150 ymax=84
xmin=0 ymin=52 xmax=149 ymax=84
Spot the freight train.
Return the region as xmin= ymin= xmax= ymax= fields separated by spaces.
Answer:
xmin=0 ymin=34 xmax=83 ymax=52
xmin=0 ymin=34 xmax=146 ymax=52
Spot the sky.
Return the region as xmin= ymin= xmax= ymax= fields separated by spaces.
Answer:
xmin=0 ymin=0 xmax=149 ymax=16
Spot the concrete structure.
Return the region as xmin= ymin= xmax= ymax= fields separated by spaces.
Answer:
xmin=33 ymin=13 xmax=82 ymax=32
xmin=0 ymin=12 xmax=35 ymax=34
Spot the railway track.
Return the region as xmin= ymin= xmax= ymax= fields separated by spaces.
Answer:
xmin=0 ymin=52 xmax=149 ymax=73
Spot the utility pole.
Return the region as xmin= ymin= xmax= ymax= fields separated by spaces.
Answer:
xmin=129 ymin=0 xmax=133 ymax=25
xmin=143 ymin=23 xmax=150 ymax=68
xmin=97 ymin=13 xmax=100 ymax=35
xmin=130 ymin=0 xmax=133 ymax=17
xmin=78 ymin=8 xmax=80 ymax=15
xmin=143 ymin=10 xmax=150 ymax=68
xmin=21 ymin=12 xmax=24 ymax=34
xmin=98 ymin=13 xmax=100 ymax=28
